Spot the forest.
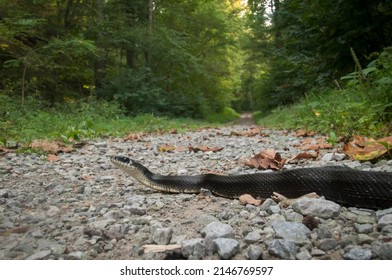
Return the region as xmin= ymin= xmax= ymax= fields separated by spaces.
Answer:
xmin=1 ymin=0 xmax=392 ymax=143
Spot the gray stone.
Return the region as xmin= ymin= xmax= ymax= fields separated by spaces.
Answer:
xmin=296 ymin=250 xmax=312 ymax=260
xmin=128 ymin=205 xmax=147 ymax=216
xmin=196 ymin=214 xmax=218 ymax=225
xmin=88 ymin=219 xmax=116 ymax=229
xmin=380 ymin=225 xmax=392 ymax=235
xmin=26 ymin=250 xmax=51 ymax=260
xmin=126 ymin=195 xmax=146 ymax=205
xmin=354 ymin=223 xmax=373 ymax=234
xmin=356 ymin=234 xmax=374 ymax=245
xmin=321 ymin=153 xmax=334 ymax=161
xmin=66 ymin=251 xmax=86 ymax=260
xmin=317 ymin=224 xmax=333 ymax=239
xmin=181 ymin=238 xmax=206 ymax=259
xmin=213 ymin=238 xmax=240 ymax=260
xmin=292 ymin=198 xmax=341 ymax=219
xmin=202 ymin=221 xmax=235 ymax=250
xmin=152 ymin=227 xmax=173 ymax=245
xmin=344 ymin=247 xmax=372 ymax=260
xmin=50 ymin=244 xmax=67 ymax=256
xmin=357 ymin=215 xmax=376 ymax=224
xmin=244 ymin=231 xmax=262 ymax=244
xmin=247 ymin=244 xmax=263 ymax=260
xmin=284 ymin=211 xmax=303 ymax=223
xmin=31 ymin=230 xmax=44 ymax=238
xmin=98 ymin=176 xmax=114 ymax=181
xmin=376 ymin=207 xmax=392 ymax=220
xmin=268 ymin=239 xmax=297 ymax=260
xmin=373 ymin=243 xmax=392 ymax=259
xmin=318 ymin=238 xmax=338 ymax=251
xmin=103 ymin=210 xmax=124 ymax=220
xmin=0 ymin=189 xmax=10 ymax=198
xmin=271 ymin=221 xmax=311 ymax=243
xmin=260 ymin=199 xmax=278 ymax=213
xmin=201 ymin=221 xmax=235 ymax=239
xmin=377 ymin=214 xmax=392 ymax=229
xmin=311 ymin=248 xmax=326 ymax=256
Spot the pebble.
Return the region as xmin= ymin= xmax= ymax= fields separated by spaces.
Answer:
xmin=271 ymin=221 xmax=311 ymax=243
xmin=268 ymin=239 xmax=297 ymax=260
xmin=292 ymin=198 xmax=341 ymax=219
xmin=247 ymin=244 xmax=263 ymax=260
xmin=213 ymin=238 xmax=240 ymax=259
xmin=1 ymin=125 xmax=392 ymax=260
xmin=343 ymin=247 xmax=372 ymax=260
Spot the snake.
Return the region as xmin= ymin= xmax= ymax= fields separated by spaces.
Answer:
xmin=110 ymin=156 xmax=392 ymax=209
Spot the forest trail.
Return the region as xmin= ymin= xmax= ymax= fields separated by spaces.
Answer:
xmin=1 ymin=123 xmax=392 ymax=260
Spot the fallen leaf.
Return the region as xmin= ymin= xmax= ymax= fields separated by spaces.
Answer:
xmin=343 ymin=135 xmax=392 ymax=161
xmin=288 ymin=151 xmax=318 ymax=162
xmin=189 ymin=145 xmax=223 ymax=153
xmin=47 ymin=154 xmax=59 ymax=162
xmin=82 ymin=175 xmax=93 ymax=181
xmin=124 ymin=132 xmax=144 ymax=141
xmin=30 ymin=140 xmax=73 ymax=154
xmin=239 ymin=194 xmax=262 ymax=206
xmin=158 ymin=144 xmax=188 ymax=153
xmin=244 ymin=149 xmax=286 ymax=170
xmin=298 ymin=137 xmax=333 ymax=150
xmin=158 ymin=144 xmax=176 ymax=153
xmin=231 ymin=127 xmax=262 ymax=137
xmin=295 ymin=129 xmax=316 ymax=137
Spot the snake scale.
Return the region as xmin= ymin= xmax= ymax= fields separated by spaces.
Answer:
xmin=110 ymin=156 xmax=392 ymax=209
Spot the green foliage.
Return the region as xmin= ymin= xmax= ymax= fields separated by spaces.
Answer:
xmin=0 ymin=94 xmax=210 ymax=145
xmin=256 ymin=47 xmax=392 ymax=138
xmin=243 ymin=0 xmax=392 ymax=113
xmin=0 ymin=0 xmax=246 ymax=119
xmin=206 ymin=107 xmax=241 ymax=123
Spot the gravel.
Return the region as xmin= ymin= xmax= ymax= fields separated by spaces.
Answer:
xmin=1 ymin=124 xmax=392 ymax=260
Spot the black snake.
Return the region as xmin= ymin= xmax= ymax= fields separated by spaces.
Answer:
xmin=110 ymin=156 xmax=392 ymax=209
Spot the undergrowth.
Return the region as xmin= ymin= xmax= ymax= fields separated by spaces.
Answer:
xmin=255 ymin=47 xmax=392 ymax=139
xmin=0 ymin=96 xmax=218 ymax=146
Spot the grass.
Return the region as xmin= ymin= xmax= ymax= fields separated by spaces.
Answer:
xmin=0 ymin=96 xmax=219 ymax=146
xmin=254 ymin=87 xmax=391 ymax=139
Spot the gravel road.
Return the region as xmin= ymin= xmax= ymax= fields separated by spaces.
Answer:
xmin=1 ymin=123 xmax=392 ymax=260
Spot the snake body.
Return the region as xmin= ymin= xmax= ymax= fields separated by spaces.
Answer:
xmin=110 ymin=156 xmax=392 ymax=209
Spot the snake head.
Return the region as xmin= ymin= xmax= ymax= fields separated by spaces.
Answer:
xmin=110 ymin=155 xmax=151 ymax=177
xmin=110 ymin=156 xmax=136 ymax=169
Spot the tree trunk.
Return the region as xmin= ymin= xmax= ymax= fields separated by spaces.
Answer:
xmin=144 ymin=0 xmax=154 ymax=65
xmin=94 ymin=0 xmax=106 ymax=90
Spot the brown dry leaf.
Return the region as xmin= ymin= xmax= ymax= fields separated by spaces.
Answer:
xmin=189 ymin=145 xmax=223 ymax=153
xmin=30 ymin=140 xmax=73 ymax=154
xmin=295 ymin=129 xmax=316 ymax=137
xmin=47 ymin=154 xmax=59 ymax=162
xmin=288 ymin=151 xmax=318 ymax=162
xmin=124 ymin=132 xmax=144 ymax=141
xmin=158 ymin=144 xmax=176 ymax=153
xmin=298 ymin=137 xmax=332 ymax=150
xmin=343 ymin=135 xmax=392 ymax=161
xmin=239 ymin=194 xmax=262 ymax=206
xmin=82 ymin=175 xmax=93 ymax=181
xmin=244 ymin=149 xmax=286 ymax=170
xmin=158 ymin=144 xmax=188 ymax=153
xmin=231 ymin=126 xmax=261 ymax=137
